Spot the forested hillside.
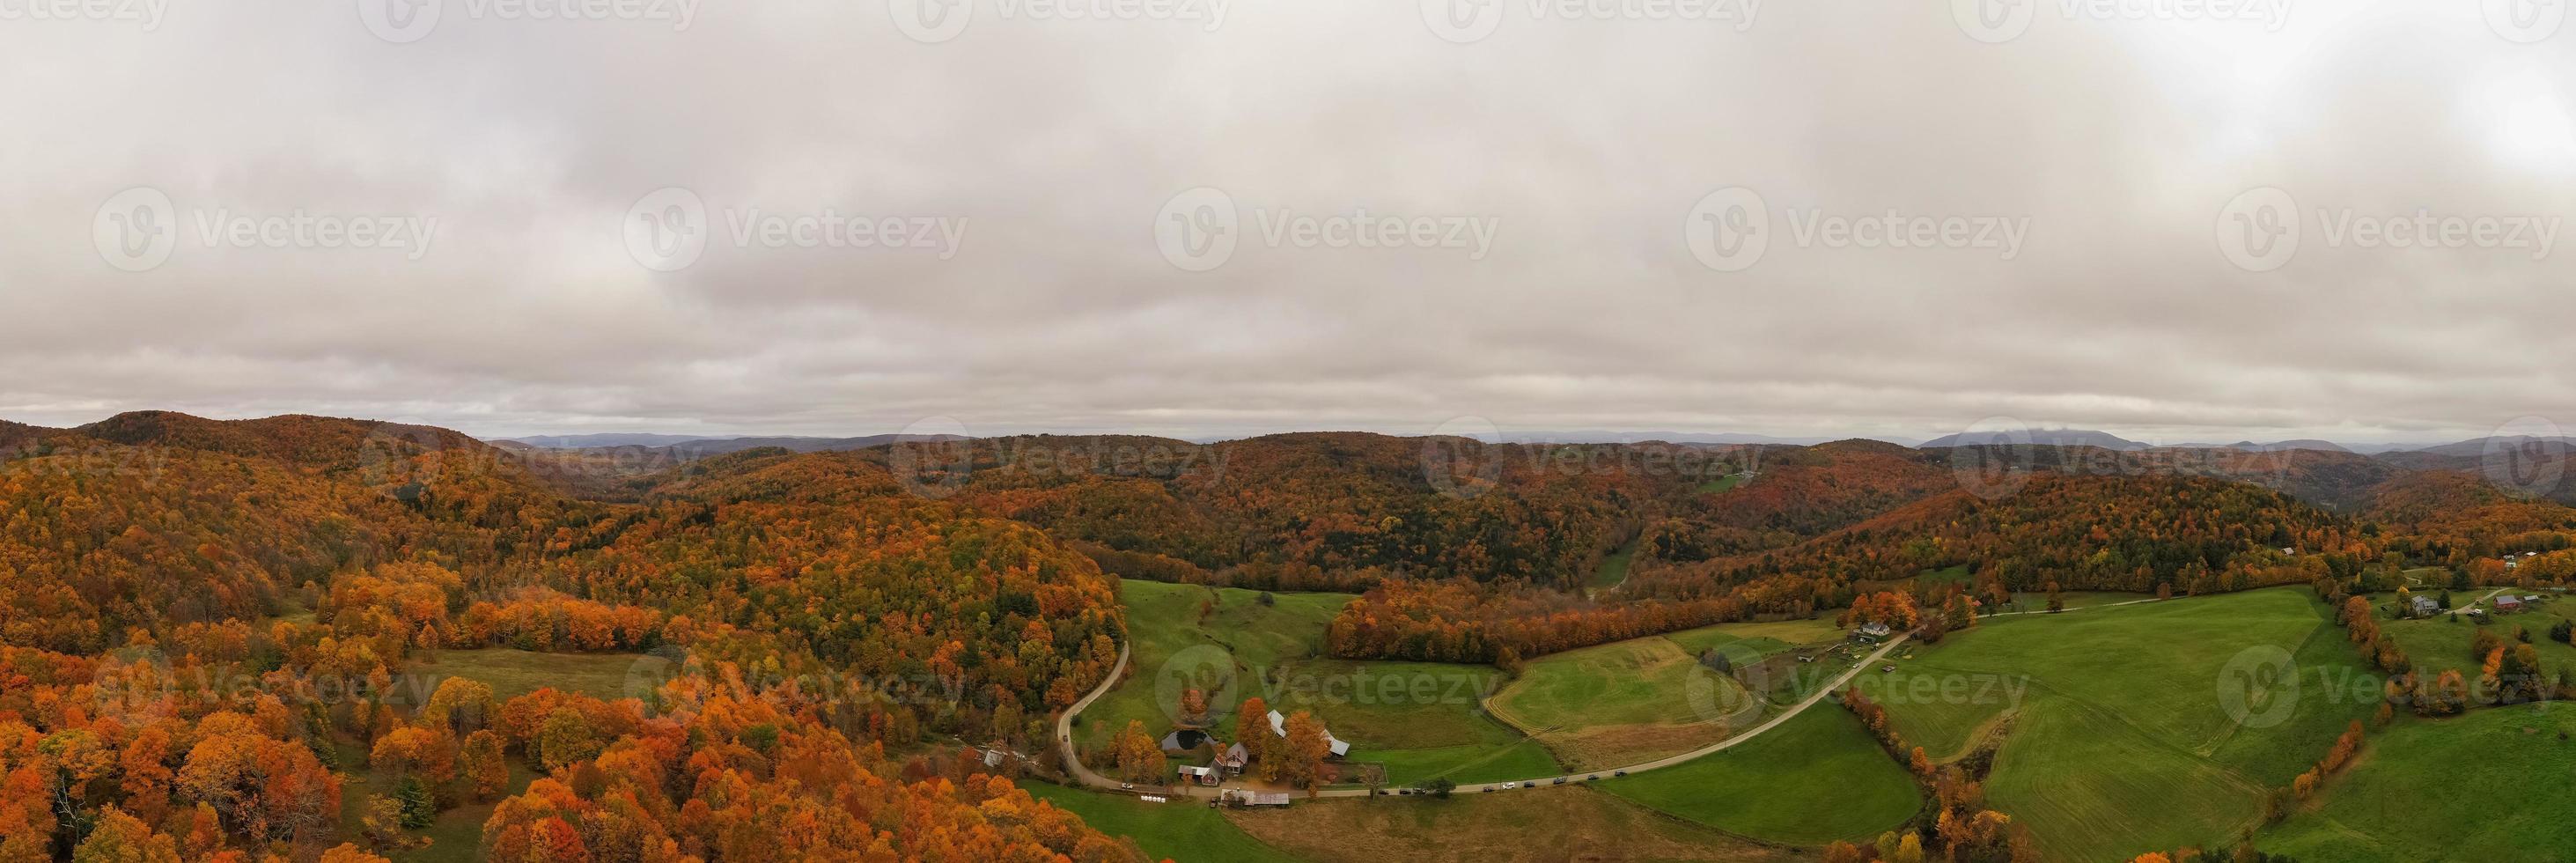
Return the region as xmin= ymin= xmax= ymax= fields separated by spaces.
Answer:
xmin=0 ymin=413 xmax=1141 ymax=861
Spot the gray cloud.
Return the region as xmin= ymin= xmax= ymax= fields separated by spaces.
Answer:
xmin=2 ymin=1 xmax=2570 ymax=445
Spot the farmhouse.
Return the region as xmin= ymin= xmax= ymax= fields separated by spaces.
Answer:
xmin=1854 ymin=622 xmax=1892 ymax=644
xmin=1217 ymin=742 xmax=1249 ymax=775
xmin=1268 ymin=709 xmax=1353 ymax=758
xmin=1176 ymin=764 xmax=1222 ymax=786
xmin=2495 ymin=594 xmax=2525 ymax=614
xmin=2410 ymin=595 xmax=2440 ymax=617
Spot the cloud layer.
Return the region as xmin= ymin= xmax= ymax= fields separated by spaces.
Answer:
xmin=4 ymin=0 xmax=2570 ymax=444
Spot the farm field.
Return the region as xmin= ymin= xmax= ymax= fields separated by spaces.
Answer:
xmin=1226 ymin=786 xmax=1797 ymax=863
xmin=1075 ymin=579 xmax=1352 ymax=753
xmin=408 ymin=647 xmax=650 ymax=702
xmin=1697 ymin=473 xmax=1746 ymax=494
xmin=1869 ymin=587 xmax=2381 ymax=860
xmin=1022 ymin=782 xmax=1303 ymax=863
xmin=1598 ymin=704 xmax=1919 ymax=845
xmin=2262 ymin=704 xmax=2576 ymax=861
xmin=1489 ymin=633 xmax=1755 ymax=769
xmin=1091 ymin=579 xmax=1551 ymax=787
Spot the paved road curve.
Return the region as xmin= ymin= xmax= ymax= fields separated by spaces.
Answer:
xmin=1052 ymin=632 xmax=1912 ymax=800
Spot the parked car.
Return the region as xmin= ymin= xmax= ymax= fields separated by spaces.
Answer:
xmin=1118 ymin=783 xmax=1133 ymax=791
xmin=1613 ymin=771 xmax=1628 ymax=777
xmin=1481 ymin=787 xmax=1495 ymax=793
xmin=1586 ymin=774 xmax=1601 ymax=781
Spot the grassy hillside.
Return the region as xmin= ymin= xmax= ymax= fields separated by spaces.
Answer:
xmin=1490 ymin=633 xmax=1755 ymax=769
xmin=2262 ymin=704 xmax=2576 ymax=861
xmin=1077 ymin=579 xmax=1351 ymax=753
xmin=1087 ymin=579 xmax=1551 ymax=787
xmin=1863 ymin=588 xmax=2381 ymax=860
xmin=1598 ymin=705 xmax=1921 ymax=845
xmin=1227 ymin=786 xmax=1797 ymax=863
xmin=1022 ymin=783 xmax=1303 ymax=863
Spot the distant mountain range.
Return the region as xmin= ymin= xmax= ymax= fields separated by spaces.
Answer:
xmin=498 ymin=432 xmax=965 ymax=457
xmin=492 ymin=427 xmax=2565 ymax=460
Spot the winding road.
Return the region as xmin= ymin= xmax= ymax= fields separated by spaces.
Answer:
xmin=1053 ymin=632 xmax=1914 ymax=800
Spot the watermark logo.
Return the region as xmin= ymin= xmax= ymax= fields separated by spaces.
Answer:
xmin=1685 ymin=187 xmax=1769 ymax=272
xmin=1683 ymin=640 xmax=1771 ymax=723
xmin=1952 ymin=0 xmax=2034 ymax=43
xmin=2215 ymin=187 xmax=2300 ymax=272
xmin=357 ymin=0 xmax=443 ymax=42
xmin=358 ymin=0 xmax=701 ymax=44
xmin=1155 ymin=187 xmax=1239 ymax=272
xmin=624 ymin=187 xmax=710 ymax=272
xmin=2481 ymin=417 xmax=2569 ymax=498
xmin=887 ymin=416 xmax=978 ymax=499
xmin=1155 ymin=645 xmax=1241 ymax=725
xmin=621 ymin=645 xmax=695 ymax=702
xmin=1419 ymin=0 xmax=1759 ymax=44
xmin=4 ymin=0 xmax=167 ymax=29
xmin=1154 ymin=187 xmax=1497 ymax=272
xmin=2217 ymin=645 xmax=2299 ymax=729
xmin=890 ymin=0 xmax=1229 ymax=43
xmin=92 ymin=645 xmax=176 ymax=727
xmin=2484 ymin=0 xmax=2565 ymax=42
xmin=889 ymin=0 xmax=973 ymax=42
xmin=1687 ymin=186 xmax=2029 ymax=271
xmin=1420 ymin=0 xmax=1504 ymax=42
xmin=2217 ymin=187 xmax=2561 ymax=272
xmin=93 ymin=187 xmax=177 ymax=273
xmin=1946 ymin=417 xmax=2036 ymax=501
xmin=1954 ymin=0 xmax=2291 ymax=44
xmin=1422 ymin=416 xmax=1506 ymax=500
xmin=92 ymin=187 xmax=440 ymax=272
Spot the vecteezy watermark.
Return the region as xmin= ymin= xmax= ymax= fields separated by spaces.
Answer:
xmin=357 ymin=0 xmax=702 ymax=45
xmin=1951 ymin=0 xmax=2292 ymax=44
xmin=1685 ymin=187 xmax=2029 ymax=272
xmin=1150 ymin=645 xmax=1495 ymax=727
xmin=1421 ymin=416 xmax=1506 ymax=500
xmin=2214 ymin=187 xmax=2562 ymax=273
xmin=620 ymin=187 xmax=968 ymax=273
xmin=2217 ymin=645 xmax=2300 ymax=729
xmin=2484 ymin=0 xmax=2565 ymax=43
xmin=1417 ymin=0 xmax=1761 ymax=45
xmin=0 ymin=0 xmax=167 ymax=29
xmin=1417 ymin=418 xmax=1755 ymax=501
xmin=92 ymin=187 xmax=440 ymax=273
xmin=1944 ymin=417 xmax=2036 ymax=501
xmin=882 ymin=417 xmax=1228 ymax=499
xmin=2482 ymin=416 xmax=2570 ymax=498
xmin=1152 ymin=187 xmax=1498 ymax=272
xmin=887 ymin=0 xmax=1229 ymax=44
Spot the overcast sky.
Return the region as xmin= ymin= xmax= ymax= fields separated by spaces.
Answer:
xmin=3 ymin=0 xmax=2570 ymax=445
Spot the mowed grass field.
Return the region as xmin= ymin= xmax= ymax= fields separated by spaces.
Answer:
xmin=1225 ymin=786 xmax=1799 ymax=863
xmin=1597 ymin=704 xmax=1921 ymax=846
xmin=2262 ymin=704 xmax=2576 ymax=861
xmin=1490 ymin=634 xmax=1758 ymax=769
xmin=1021 ymin=782 xmax=1303 ymax=863
xmin=409 ymin=647 xmax=650 ymax=702
xmin=1089 ymin=579 xmax=1551 ymax=787
xmin=1865 ymin=587 xmax=2381 ymax=860
xmin=1075 ymin=579 xmax=1351 ymax=753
